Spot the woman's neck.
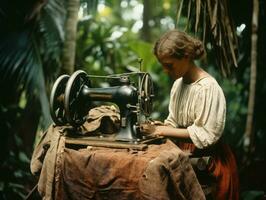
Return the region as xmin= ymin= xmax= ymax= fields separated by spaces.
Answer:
xmin=182 ymin=62 xmax=208 ymax=84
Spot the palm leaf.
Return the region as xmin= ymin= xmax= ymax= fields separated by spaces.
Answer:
xmin=39 ymin=0 xmax=66 ymax=83
xmin=0 ymin=0 xmax=66 ymax=129
xmin=176 ymin=0 xmax=238 ymax=76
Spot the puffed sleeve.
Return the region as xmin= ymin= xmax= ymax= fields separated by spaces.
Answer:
xmin=187 ymin=83 xmax=226 ymax=149
xmin=164 ymin=80 xmax=178 ymax=127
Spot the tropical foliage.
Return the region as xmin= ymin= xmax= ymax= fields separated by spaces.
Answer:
xmin=0 ymin=0 xmax=265 ymax=199
xmin=0 ymin=0 xmax=65 ymax=198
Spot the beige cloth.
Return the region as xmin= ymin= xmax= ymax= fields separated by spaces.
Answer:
xmin=82 ymin=105 xmax=120 ymax=134
xmin=164 ymin=77 xmax=226 ymax=149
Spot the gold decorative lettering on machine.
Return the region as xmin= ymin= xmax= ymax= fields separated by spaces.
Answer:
xmin=89 ymin=93 xmax=113 ymax=99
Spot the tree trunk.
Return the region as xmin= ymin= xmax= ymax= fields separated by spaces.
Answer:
xmin=141 ymin=0 xmax=151 ymax=42
xmin=244 ymin=0 xmax=259 ymax=151
xmin=61 ymin=0 xmax=80 ymax=74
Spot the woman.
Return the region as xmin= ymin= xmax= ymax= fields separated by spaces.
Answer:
xmin=141 ymin=29 xmax=239 ymax=200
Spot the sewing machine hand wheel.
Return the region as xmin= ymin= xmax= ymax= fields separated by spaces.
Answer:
xmin=140 ymin=73 xmax=154 ymax=116
xmin=50 ymin=74 xmax=69 ymax=125
xmin=64 ymin=70 xmax=91 ymax=127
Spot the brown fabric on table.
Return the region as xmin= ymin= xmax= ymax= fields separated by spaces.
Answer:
xmin=55 ymin=139 xmax=205 ymax=200
xmin=31 ymin=125 xmax=205 ymax=199
xmin=30 ymin=125 xmax=66 ymax=199
xmin=31 ymin=105 xmax=205 ymax=199
xmin=30 ymin=105 xmax=120 ymax=199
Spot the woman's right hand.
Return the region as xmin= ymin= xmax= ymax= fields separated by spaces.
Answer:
xmin=140 ymin=122 xmax=166 ymax=137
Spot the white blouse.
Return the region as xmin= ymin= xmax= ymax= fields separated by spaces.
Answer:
xmin=164 ymin=76 xmax=226 ymax=149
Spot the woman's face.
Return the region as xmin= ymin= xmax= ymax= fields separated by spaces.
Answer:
xmin=158 ymin=56 xmax=190 ymax=80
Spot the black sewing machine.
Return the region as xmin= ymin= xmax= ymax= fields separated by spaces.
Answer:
xmin=49 ymin=69 xmax=157 ymax=147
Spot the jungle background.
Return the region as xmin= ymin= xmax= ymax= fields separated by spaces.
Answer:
xmin=0 ymin=0 xmax=265 ymax=199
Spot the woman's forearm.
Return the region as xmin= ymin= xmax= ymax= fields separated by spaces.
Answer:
xmin=159 ymin=126 xmax=190 ymax=139
xmin=141 ymin=123 xmax=191 ymax=140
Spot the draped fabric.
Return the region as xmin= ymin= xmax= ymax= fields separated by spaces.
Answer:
xmin=55 ymin=139 xmax=205 ymax=200
xmin=31 ymin=125 xmax=206 ymax=200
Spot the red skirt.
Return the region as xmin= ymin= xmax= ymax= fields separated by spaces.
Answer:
xmin=178 ymin=141 xmax=239 ymax=200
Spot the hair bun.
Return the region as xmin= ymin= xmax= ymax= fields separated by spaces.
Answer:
xmin=193 ymin=40 xmax=205 ymax=60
